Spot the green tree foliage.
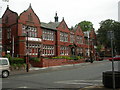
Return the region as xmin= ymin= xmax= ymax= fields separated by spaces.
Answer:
xmin=77 ymin=21 xmax=93 ymax=31
xmin=97 ymin=19 xmax=115 ymax=47
xmin=113 ymin=22 xmax=120 ymax=54
xmin=97 ymin=19 xmax=120 ymax=54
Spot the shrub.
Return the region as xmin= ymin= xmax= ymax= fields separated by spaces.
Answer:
xmin=70 ymin=56 xmax=78 ymax=60
xmin=10 ymin=57 xmax=24 ymax=64
xmin=29 ymin=57 xmax=40 ymax=62
xmin=4 ymin=54 xmax=25 ymax=64
xmin=4 ymin=54 xmax=12 ymax=60
xmin=51 ymin=56 xmax=83 ymax=60
xmin=52 ymin=56 xmax=70 ymax=59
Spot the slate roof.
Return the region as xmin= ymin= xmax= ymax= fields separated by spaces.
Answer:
xmin=41 ymin=22 xmax=60 ymax=30
xmin=69 ymin=26 xmax=78 ymax=33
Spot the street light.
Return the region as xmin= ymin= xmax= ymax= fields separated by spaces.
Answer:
xmin=87 ymin=31 xmax=90 ymax=57
xmin=107 ymin=31 xmax=115 ymax=90
xmin=26 ymin=26 xmax=29 ymax=72
xmin=87 ymin=31 xmax=93 ymax=63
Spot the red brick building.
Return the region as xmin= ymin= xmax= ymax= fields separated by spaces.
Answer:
xmin=2 ymin=5 xmax=97 ymax=60
xmin=0 ymin=18 xmax=2 ymax=57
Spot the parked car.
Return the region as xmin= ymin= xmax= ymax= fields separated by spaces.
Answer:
xmin=85 ymin=58 xmax=93 ymax=63
xmin=108 ymin=55 xmax=120 ymax=61
xmin=85 ymin=58 xmax=91 ymax=62
xmin=97 ymin=57 xmax=103 ymax=61
xmin=0 ymin=58 xmax=10 ymax=78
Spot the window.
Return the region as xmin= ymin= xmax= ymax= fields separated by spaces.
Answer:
xmin=28 ymin=13 xmax=33 ymax=21
xmin=42 ymin=45 xmax=55 ymax=56
xmin=22 ymin=25 xmax=37 ymax=38
xmin=77 ymin=36 xmax=83 ymax=44
xmin=85 ymin=48 xmax=89 ymax=56
xmin=28 ymin=43 xmax=41 ymax=56
xmin=5 ymin=16 xmax=8 ymax=23
xmin=7 ymin=28 xmax=11 ymax=39
xmin=62 ymin=24 xmax=66 ymax=29
xmin=77 ymin=47 xmax=83 ymax=56
xmin=60 ymin=46 xmax=69 ymax=55
xmin=70 ymin=34 xmax=75 ymax=43
xmin=60 ymin=32 xmax=68 ymax=42
xmin=42 ymin=29 xmax=55 ymax=41
xmin=0 ymin=59 xmax=8 ymax=65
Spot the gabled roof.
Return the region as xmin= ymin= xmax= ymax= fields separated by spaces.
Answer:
xmin=70 ymin=26 xmax=81 ymax=33
xmin=41 ymin=22 xmax=60 ymax=30
xmin=2 ymin=5 xmax=18 ymax=18
xmin=72 ymin=26 xmax=78 ymax=32
xmin=18 ymin=4 xmax=41 ymax=24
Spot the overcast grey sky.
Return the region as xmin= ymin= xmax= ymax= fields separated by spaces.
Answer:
xmin=0 ymin=0 xmax=119 ymax=30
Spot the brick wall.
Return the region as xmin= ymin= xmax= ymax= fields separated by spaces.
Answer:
xmin=30 ymin=58 xmax=85 ymax=67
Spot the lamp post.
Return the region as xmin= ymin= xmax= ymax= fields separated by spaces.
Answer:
xmin=87 ymin=31 xmax=93 ymax=63
xmin=26 ymin=26 xmax=29 ymax=72
xmin=90 ymin=38 xmax=93 ymax=63
xmin=94 ymin=46 xmax=97 ymax=61
xmin=87 ymin=31 xmax=90 ymax=57
xmin=108 ymin=31 xmax=115 ymax=90
xmin=38 ymin=48 xmax=41 ymax=58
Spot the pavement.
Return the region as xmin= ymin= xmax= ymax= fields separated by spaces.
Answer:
xmin=80 ymin=86 xmax=120 ymax=90
xmin=10 ymin=61 xmax=120 ymax=90
xmin=10 ymin=61 xmax=91 ymax=75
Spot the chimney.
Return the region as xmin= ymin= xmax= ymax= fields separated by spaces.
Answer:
xmin=54 ymin=12 xmax=58 ymax=22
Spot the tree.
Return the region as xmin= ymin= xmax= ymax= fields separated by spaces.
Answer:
xmin=77 ymin=21 xmax=93 ymax=31
xmin=97 ymin=19 xmax=115 ymax=47
xmin=113 ymin=22 xmax=120 ymax=54
xmin=97 ymin=19 xmax=120 ymax=54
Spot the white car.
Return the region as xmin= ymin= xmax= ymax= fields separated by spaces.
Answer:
xmin=0 ymin=58 xmax=10 ymax=78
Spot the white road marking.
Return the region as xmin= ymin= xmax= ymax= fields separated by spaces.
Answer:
xmin=55 ymin=80 xmax=102 ymax=85
xmin=18 ymin=86 xmax=29 ymax=88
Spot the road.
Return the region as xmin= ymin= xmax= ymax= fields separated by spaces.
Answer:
xmin=2 ymin=61 xmax=118 ymax=90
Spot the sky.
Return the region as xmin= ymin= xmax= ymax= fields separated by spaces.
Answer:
xmin=0 ymin=0 xmax=120 ymax=30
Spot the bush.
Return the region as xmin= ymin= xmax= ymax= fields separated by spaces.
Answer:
xmin=4 ymin=54 xmax=26 ymax=70
xmin=52 ymin=56 xmax=70 ymax=59
xmin=4 ymin=54 xmax=25 ymax=64
xmin=10 ymin=57 xmax=24 ymax=64
xmin=51 ymin=56 xmax=83 ymax=60
xmin=29 ymin=57 xmax=40 ymax=62
xmin=4 ymin=54 xmax=12 ymax=60
xmin=70 ymin=56 xmax=78 ymax=60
